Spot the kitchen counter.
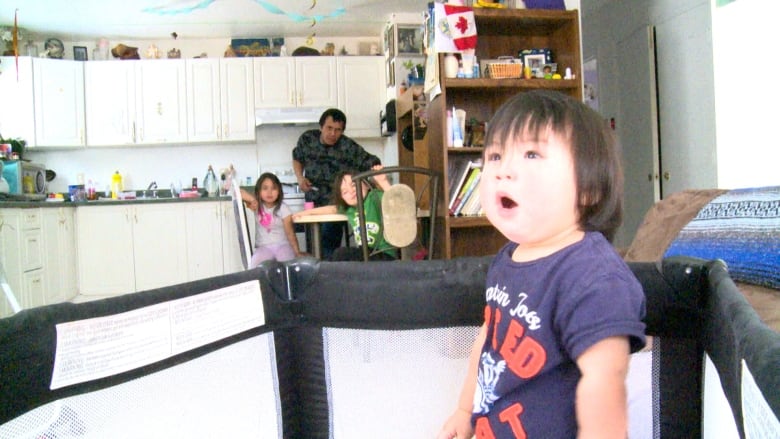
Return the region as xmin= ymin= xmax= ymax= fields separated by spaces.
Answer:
xmin=0 ymin=195 xmax=232 ymax=208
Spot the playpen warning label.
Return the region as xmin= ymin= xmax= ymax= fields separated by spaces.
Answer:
xmin=50 ymin=280 xmax=264 ymax=390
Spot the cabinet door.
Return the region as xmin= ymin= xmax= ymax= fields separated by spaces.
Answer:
xmin=184 ymin=201 xmax=224 ymax=281
xmin=85 ymin=60 xmax=137 ymax=146
xmin=32 ymin=58 xmax=86 ymax=147
xmin=337 ymin=56 xmax=384 ymax=138
xmin=135 ymin=59 xmax=187 ymax=143
xmin=0 ymin=56 xmax=36 ymax=146
xmin=76 ymin=205 xmax=135 ymax=295
xmin=186 ymin=58 xmax=221 ymax=142
xmin=132 ymin=204 xmax=188 ymax=291
xmin=296 ymin=57 xmax=337 ymax=108
xmin=20 ymin=269 xmax=45 ymax=310
xmin=0 ymin=209 xmax=22 ymax=317
xmin=42 ymin=207 xmax=78 ymax=304
xmin=254 ymin=58 xmax=296 ymax=108
xmin=220 ymin=58 xmax=255 ymax=141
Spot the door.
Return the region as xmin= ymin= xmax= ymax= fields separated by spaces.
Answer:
xmin=337 ymin=56 xmax=384 ymax=138
xmin=220 ymin=58 xmax=255 ymax=141
xmin=76 ymin=205 xmax=135 ymax=295
xmin=295 ymin=57 xmax=337 ymax=108
xmin=185 ymin=201 xmax=225 ymax=281
xmin=85 ymin=60 xmax=137 ymax=146
xmin=132 ymin=204 xmax=188 ymax=291
xmin=135 ymin=59 xmax=187 ymax=143
xmin=613 ymin=26 xmax=661 ymax=248
xmin=186 ymin=58 xmax=222 ymax=142
xmin=655 ymin=2 xmax=717 ymax=196
xmin=32 ymin=58 xmax=85 ymax=147
xmin=254 ymin=58 xmax=295 ymax=108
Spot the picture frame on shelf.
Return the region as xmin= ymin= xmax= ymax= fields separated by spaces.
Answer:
xmin=73 ymin=46 xmax=88 ymax=61
xmin=523 ymin=54 xmax=547 ymax=77
xmin=397 ymin=24 xmax=424 ymax=55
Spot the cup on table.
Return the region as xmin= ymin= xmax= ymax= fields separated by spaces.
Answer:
xmin=304 ymin=201 xmax=314 ymax=210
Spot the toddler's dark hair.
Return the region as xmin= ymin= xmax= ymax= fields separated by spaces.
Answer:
xmin=484 ymin=90 xmax=623 ymax=242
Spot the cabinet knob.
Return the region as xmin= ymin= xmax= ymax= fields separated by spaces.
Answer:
xmin=663 ymin=171 xmax=671 ymax=181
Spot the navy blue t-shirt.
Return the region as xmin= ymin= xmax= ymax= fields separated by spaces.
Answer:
xmin=473 ymin=232 xmax=646 ymax=438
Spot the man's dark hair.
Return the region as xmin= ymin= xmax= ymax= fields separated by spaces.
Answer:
xmin=319 ymin=108 xmax=347 ymax=130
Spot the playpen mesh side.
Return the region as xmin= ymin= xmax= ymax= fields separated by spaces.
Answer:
xmin=323 ymin=326 xmax=479 ymax=438
xmin=0 ymin=333 xmax=282 ymax=438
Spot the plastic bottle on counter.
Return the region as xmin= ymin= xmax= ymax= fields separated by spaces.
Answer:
xmin=110 ymin=171 xmax=123 ymax=199
xmin=204 ymin=165 xmax=218 ymax=197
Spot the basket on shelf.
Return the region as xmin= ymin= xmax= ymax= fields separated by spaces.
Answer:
xmin=485 ymin=56 xmax=523 ymax=79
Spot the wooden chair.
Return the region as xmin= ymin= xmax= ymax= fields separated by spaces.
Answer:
xmin=352 ymin=166 xmax=439 ymax=261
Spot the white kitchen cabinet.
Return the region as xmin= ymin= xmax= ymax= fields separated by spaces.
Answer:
xmin=184 ymin=201 xmax=225 ymax=281
xmin=0 ymin=56 xmax=36 ymax=146
xmin=41 ymin=207 xmax=78 ymax=304
xmin=337 ymin=56 xmax=384 ymax=138
xmin=85 ymin=59 xmax=187 ymax=146
xmin=0 ymin=57 xmax=84 ymax=148
xmin=135 ymin=59 xmax=188 ymax=144
xmin=186 ymin=58 xmax=255 ymax=143
xmin=254 ymin=57 xmax=337 ymax=109
xmin=0 ymin=208 xmax=46 ymax=314
xmin=85 ymin=60 xmax=137 ymax=146
xmin=77 ymin=203 xmax=187 ymax=296
xmin=32 ymin=58 xmax=86 ymax=147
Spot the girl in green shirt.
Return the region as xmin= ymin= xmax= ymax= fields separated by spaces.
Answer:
xmin=293 ymin=165 xmax=398 ymax=261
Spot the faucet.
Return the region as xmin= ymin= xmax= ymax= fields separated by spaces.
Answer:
xmin=146 ymin=181 xmax=158 ymax=198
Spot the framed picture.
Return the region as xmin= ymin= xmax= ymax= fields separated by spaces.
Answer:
xmin=73 ymin=46 xmax=88 ymax=61
xmin=384 ymin=24 xmax=395 ymax=57
xmin=397 ymin=24 xmax=424 ymax=55
xmin=523 ymin=54 xmax=547 ymax=77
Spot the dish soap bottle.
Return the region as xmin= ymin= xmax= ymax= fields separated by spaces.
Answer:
xmin=110 ymin=171 xmax=123 ymax=199
xmin=204 ymin=165 xmax=218 ymax=197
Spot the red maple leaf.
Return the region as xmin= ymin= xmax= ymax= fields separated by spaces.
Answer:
xmin=455 ymin=16 xmax=470 ymax=35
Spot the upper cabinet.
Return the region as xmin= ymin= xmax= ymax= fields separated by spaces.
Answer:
xmin=135 ymin=59 xmax=188 ymax=144
xmin=253 ymin=57 xmax=337 ymax=108
xmin=0 ymin=56 xmax=85 ymax=148
xmin=337 ymin=56 xmax=385 ymax=138
xmin=85 ymin=59 xmax=187 ymax=145
xmin=186 ymin=58 xmax=255 ymax=143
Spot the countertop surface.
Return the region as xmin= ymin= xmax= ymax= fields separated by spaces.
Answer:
xmin=0 ymin=195 xmax=232 ymax=208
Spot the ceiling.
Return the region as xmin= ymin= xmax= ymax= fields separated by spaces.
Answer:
xmin=1 ymin=0 xmax=430 ymax=41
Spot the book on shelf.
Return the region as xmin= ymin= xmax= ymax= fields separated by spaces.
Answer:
xmin=450 ymin=167 xmax=481 ymax=216
xmin=448 ymin=158 xmax=482 ymax=211
xmin=459 ymin=184 xmax=482 ymax=216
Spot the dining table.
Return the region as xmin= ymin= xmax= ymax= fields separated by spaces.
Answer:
xmin=293 ymin=213 xmax=348 ymax=259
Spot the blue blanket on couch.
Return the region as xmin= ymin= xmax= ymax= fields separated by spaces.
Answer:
xmin=664 ymin=186 xmax=780 ymax=289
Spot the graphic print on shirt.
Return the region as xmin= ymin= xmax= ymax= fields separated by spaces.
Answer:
xmin=477 ymin=283 xmax=548 ymax=415
xmin=474 ymin=352 xmax=506 ymax=413
xmin=349 ymin=212 xmax=380 ymax=247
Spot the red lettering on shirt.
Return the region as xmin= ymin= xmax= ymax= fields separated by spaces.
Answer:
xmin=474 ymin=416 xmax=496 ymax=439
xmin=499 ymin=319 xmax=546 ymax=378
xmin=498 ymin=403 xmax=527 ymax=438
xmin=486 ymin=306 xmax=502 ymax=351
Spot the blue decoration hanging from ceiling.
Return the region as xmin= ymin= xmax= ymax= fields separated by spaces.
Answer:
xmin=142 ymin=0 xmax=345 ymax=25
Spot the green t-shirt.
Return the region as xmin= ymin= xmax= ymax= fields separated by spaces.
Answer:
xmin=342 ymin=190 xmax=395 ymax=256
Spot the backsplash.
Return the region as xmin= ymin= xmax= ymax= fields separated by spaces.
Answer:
xmin=26 ymin=125 xmax=394 ymax=193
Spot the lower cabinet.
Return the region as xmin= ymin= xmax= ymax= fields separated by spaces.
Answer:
xmin=0 ymin=208 xmax=46 ymax=317
xmin=184 ymin=201 xmax=224 ymax=281
xmin=77 ymin=204 xmax=188 ymax=296
xmin=42 ymin=207 xmax=79 ymax=304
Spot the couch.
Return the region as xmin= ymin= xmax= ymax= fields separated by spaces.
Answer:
xmin=621 ymin=186 xmax=780 ymax=332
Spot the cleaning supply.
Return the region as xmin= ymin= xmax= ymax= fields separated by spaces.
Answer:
xmin=110 ymin=171 xmax=123 ymax=199
xmin=204 ymin=165 xmax=218 ymax=197
xmin=452 ymin=107 xmax=464 ymax=147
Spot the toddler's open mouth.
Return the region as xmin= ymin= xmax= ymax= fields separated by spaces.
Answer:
xmin=500 ymin=196 xmax=517 ymax=209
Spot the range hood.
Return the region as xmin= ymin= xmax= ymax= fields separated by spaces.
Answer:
xmin=255 ymin=107 xmax=325 ymax=126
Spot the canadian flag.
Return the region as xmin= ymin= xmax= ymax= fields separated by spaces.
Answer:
xmin=443 ymin=4 xmax=477 ymax=50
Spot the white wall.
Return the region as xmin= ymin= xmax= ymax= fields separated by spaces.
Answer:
xmin=711 ymin=0 xmax=780 ymax=188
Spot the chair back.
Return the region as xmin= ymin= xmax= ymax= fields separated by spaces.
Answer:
xmin=352 ymin=166 xmax=439 ymax=261
xmin=230 ymin=179 xmax=253 ymax=269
